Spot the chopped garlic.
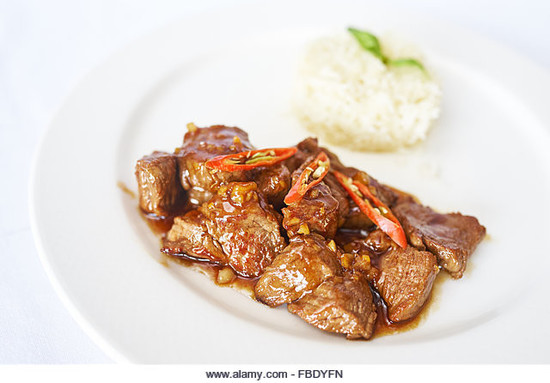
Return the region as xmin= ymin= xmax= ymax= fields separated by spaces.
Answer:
xmin=217 ymin=267 xmax=235 ymax=284
xmin=297 ymin=223 xmax=310 ymax=235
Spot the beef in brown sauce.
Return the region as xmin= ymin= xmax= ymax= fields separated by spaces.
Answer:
xmin=341 ymin=229 xmax=393 ymax=256
xmin=176 ymin=125 xmax=253 ymax=205
xmin=338 ymin=229 xmax=439 ymax=322
xmin=393 ymin=200 xmax=486 ymax=279
xmin=288 ymin=272 xmax=377 ymax=340
xmin=136 ymin=124 xmax=487 ymax=341
xmin=163 ymin=182 xmax=286 ymax=278
xmin=371 ymin=246 xmax=439 ymax=323
xmin=288 ymin=138 xmax=395 ymax=229
xmin=283 ymin=182 xmax=340 ymax=239
xmin=162 ymin=211 xmax=225 ymax=262
xmin=247 ymin=162 xmax=291 ymax=208
xmin=176 ymin=124 xmax=292 ymax=208
xmin=135 ymin=151 xmax=182 ymax=217
xmin=282 ymin=152 xmax=350 ymax=239
xmin=254 ymin=234 xmax=342 ymax=307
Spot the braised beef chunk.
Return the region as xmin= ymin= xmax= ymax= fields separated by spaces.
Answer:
xmin=338 ymin=229 xmax=439 ymax=322
xmin=287 ymin=138 xmax=398 ymax=229
xmin=282 ymin=156 xmax=349 ymax=238
xmin=283 ymin=183 xmax=340 ymax=238
xmin=163 ymin=182 xmax=286 ymax=277
xmin=175 ymin=125 xmax=253 ymax=205
xmin=371 ymin=246 xmax=439 ymax=323
xmin=162 ymin=211 xmax=225 ymax=262
xmin=135 ymin=151 xmax=182 ymax=217
xmin=254 ymin=234 xmax=342 ymax=307
xmin=288 ymin=273 xmax=377 ymax=340
xmin=201 ymin=182 xmax=286 ymax=277
xmin=248 ymin=163 xmax=291 ymax=208
xmin=393 ymin=201 xmax=486 ymax=278
xmin=342 ymin=229 xmax=393 ymax=256
xmin=363 ymin=229 xmax=394 ymax=254
xmin=285 ymin=138 xmax=353 ymax=219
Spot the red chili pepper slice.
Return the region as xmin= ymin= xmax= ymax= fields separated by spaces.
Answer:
xmin=334 ymin=171 xmax=408 ymax=249
xmin=205 ymin=147 xmax=297 ymax=171
xmin=284 ymin=151 xmax=330 ymax=205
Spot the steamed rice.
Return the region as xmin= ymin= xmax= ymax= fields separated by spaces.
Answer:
xmin=292 ymin=31 xmax=441 ymax=151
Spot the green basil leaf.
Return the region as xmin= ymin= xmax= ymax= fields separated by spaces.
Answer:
xmin=388 ymin=58 xmax=427 ymax=74
xmin=348 ymin=27 xmax=429 ymax=75
xmin=348 ymin=27 xmax=383 ymax=60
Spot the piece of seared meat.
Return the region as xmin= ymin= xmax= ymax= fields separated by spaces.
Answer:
xmin=284 ymin=139 xmax=352 ymax=215
xmin=283 ymin=183 xmax=340 ymax=238
xmin=393 ymin=201 xmax=486 ymax=279
xmin=254 ymin=234 xmax=342 ymax=307
xmin=247 ymin=162 xmax=291 ymax=208
xmin=162 ymin=182 xmax=286 ymax=277
xmin=175 ymin=125 xmax=254 ymax=205
xmin=369 ymin=247 xmax=439 ymax=323
xmin=287 ymin=272 xmax=377 ymax=340
xmin=287 ymin=137 xmax=396 ymax=195
xmin=162 ymin=211 xmax=226 ymax=262
xmin=135 ymin=151 xmax=182 ymax=217
xmin=339 ymin=229 xmax=439 ymax=323
xmin=282 ymin=155 xmax=348 ymax=238
xmin=201 ymin=182 xmax=287 ymax=277
xmin=373 ymin=246 xmax=439 ymax=323
xmin=288 ymin=138 xmax=400 ymax=232
xmin=341 ymin=229 xmax=393 ymax=257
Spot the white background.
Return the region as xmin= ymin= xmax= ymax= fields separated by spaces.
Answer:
xmin=1 ymin=0 xmax=549 ymax=364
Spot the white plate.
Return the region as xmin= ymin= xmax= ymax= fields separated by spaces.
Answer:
xmin=30 ymin=0 xmax=550 ymax=363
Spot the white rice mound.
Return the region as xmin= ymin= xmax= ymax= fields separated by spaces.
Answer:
xmin=292 ymin=32 xmax=442 ymax=151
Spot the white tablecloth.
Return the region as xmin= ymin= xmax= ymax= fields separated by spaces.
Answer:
xmin=1 ymin=0 xmax=548 ymax=363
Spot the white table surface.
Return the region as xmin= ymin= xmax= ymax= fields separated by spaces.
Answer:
xmin=1 ymin=0 xmax=548 ymax=364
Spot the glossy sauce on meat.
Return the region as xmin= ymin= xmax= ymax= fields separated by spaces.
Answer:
xmin=141 ymin=211 xmax=260 ymax=293
xmin=143 ymin=205 xmax=437 ymax=338
xmin=140 ymin=195 xmax=265 ymax=285
xmin=335 ymin=228 xmax=437 ymax=337
xmin=135 ymin=126 xmax=486 ymax=341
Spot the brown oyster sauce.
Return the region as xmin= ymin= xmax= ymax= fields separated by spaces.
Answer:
xmin=142 ymin=211 xmax=444 ymax=340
